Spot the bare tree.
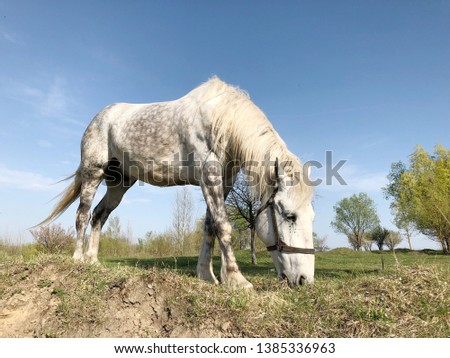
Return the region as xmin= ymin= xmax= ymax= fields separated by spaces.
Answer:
xmin=226 ymin=172 xmax=260 ymax=265
xmin=313 ymin=232 xmax=329 ymax=252
xmin=172 ymin=187 xmax=194 ymax=255
xmin=125 ymin=221 xmax=133 ymax=245
xmin=393 ymin=208 xmax=416 ymax=250
xmin=104 ymin=215 xmax=123 ymax=239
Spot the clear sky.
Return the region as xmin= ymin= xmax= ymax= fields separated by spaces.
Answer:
xmin=1 ymin=1 xmax=449 ymax=249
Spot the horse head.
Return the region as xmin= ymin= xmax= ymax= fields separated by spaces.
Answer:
xmin=255 ymin=159 xmax=315 ymax=286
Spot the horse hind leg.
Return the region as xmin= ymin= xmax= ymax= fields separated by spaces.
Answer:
xmin=197 ymin=209 xmax=219 ymax=285
xmin=84 ymin=166 xmax=136 ymax=263
xmin=73 ymin=168 xmax=103 ymax=261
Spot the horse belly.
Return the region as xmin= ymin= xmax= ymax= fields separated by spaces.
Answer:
xmin=120 ymin=154 xmax=201 ymax=187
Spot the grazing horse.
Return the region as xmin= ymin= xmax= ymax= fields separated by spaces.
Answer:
xmin=41 ymin=76 xmax=315 ymax=288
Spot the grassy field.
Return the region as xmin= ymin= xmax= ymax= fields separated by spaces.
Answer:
xmin=106 ymin=247 xmax=450 ymax=281
xmin=1 ymin=248 xmax=449 ymax=337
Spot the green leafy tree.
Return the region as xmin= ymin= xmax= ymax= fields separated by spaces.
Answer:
xmin=384 ymin=145 xmax=450 ymax=253
xmin=385 ymin=161 xmax=417 ymax=250
xmin=331 ymin=193 xmax=380 ymax=251
xmin=370 ymin=226 xmax=390 ymax=251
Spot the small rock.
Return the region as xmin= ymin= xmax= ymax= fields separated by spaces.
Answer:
xmin=221 ymin=322 xmax=231 ymax=331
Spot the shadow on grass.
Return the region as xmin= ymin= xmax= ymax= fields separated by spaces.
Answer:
xmin=105 ymin=255 xmax=276 ymax=278
xmin=105 ymin=255 xmax=382 ymax=281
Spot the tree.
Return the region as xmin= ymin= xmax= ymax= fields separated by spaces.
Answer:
xmin=172 ymin=187 xmax=194 ymax=256
xmin=361 ymin=233 xmax=374 ymax=251
xmin=144 ymin=230 xmax=173 ymax=258
xmin=392 ymin=208 xmax=416 ymax=250
xmin=384 ymin=161 xmax=417 ymax=250
xmin=370 ymin=226 xmax=390 ymax=251
xmin=101 ymin=216 xmax=133 ymax=257
xmin=313 ymin=232 xmax=329 ymax=252
xmin=104 ymin=215 xmax=123 ymax=240
xmin=384 ymin=145 xmax=450 ymax=253
xmin=385 ymin=231 xmax=402 ymax=251
xmin=226 ymin=171 xmax=260 ymax=265
xmin=331 ymin=193 xmax=380 ymax=251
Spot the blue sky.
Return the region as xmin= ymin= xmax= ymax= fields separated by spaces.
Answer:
xmin=1 ymin=1 xmax=449 ymax=249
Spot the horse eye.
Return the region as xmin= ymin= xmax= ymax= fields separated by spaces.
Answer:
xmin=285 ymin=213 xmax=297 ymax=222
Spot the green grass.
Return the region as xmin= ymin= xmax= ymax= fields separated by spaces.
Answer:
xmin=104 ymin=248 xmax=450 ymax=282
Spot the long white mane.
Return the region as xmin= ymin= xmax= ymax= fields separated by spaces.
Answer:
xmin=186 ymin=76 xmax=312 ymax=201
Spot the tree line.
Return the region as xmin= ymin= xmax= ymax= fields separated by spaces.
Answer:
xmin=331 ymin=145 xmax=449 ymax=253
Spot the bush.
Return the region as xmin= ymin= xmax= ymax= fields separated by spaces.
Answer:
xmin=99 ymin=235 xmax=134 ymax=258
xmin=20 ymin=243 xmax=39 ymax=259
xmin=143 ymin=234 xmax=174 ymax=258
xmin=30 ymin=224 xmax=75 ymax=254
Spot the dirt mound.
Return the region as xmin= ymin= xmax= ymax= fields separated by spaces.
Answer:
xmin=0 ymin=256 xmax=234 ymax=338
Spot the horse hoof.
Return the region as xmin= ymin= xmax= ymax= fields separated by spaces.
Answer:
xmin=72 ymin=255 xmax=84 ymax=262
xmin=222 ymin=271 xmax=254 ymax=290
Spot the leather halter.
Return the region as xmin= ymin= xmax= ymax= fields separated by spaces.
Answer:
xmin=255 ymin=187 xmax=315 ymax=255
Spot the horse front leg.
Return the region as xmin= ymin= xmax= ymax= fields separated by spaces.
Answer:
xmin=200 ymin=161 xmax=253 ymax=289
xmin=215 ymin=217 xmax=253 ymax=289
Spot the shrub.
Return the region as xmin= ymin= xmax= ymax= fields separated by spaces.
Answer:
xmin=30 ymin=224 xmax=75 ymax=254
xmin=99 ymin=235 xmax=134 ymax=258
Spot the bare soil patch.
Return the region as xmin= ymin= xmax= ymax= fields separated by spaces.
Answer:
xmin=0 ymin=256 xmax=233 ymax=337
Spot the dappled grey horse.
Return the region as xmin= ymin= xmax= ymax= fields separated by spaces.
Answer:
xmin=41 ymin=77 xmax=315 ymax=288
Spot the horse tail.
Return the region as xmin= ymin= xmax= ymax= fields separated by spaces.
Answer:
xmin=37 ymin=169 xmax=82 ymax=227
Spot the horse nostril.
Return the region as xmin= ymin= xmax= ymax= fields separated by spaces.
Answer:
xmin=299 ymin=276 xmax=306 ymax=285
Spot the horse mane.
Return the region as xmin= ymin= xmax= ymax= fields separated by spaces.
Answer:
xmin=187 ymin=76 xmax=312 ymax=201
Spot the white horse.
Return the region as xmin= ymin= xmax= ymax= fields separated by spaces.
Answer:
xmin=41 ymin=76 xmax=315 ymax=288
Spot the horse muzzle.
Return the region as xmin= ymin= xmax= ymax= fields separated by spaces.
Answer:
xmin=280 ymin=272 xmax=314 ymax=286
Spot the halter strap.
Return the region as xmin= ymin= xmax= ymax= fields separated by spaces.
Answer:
xmin=256 ymin=188 xmax=315 ymax=255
